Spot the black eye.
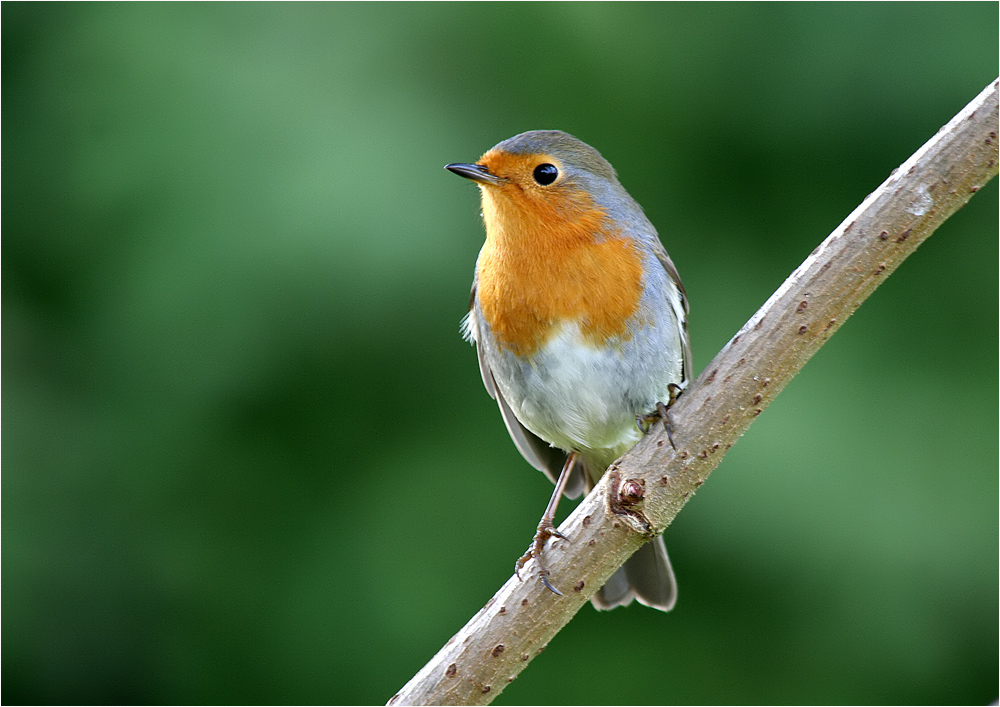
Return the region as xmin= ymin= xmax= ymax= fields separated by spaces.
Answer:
xmin=533 ymin=163 xmax=559 ymax=185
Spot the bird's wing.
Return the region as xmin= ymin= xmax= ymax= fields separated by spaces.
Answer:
xmin=652 ymin=242 xmax=693 ymax=387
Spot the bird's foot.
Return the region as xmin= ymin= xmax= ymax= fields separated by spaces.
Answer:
xmin=514 ymin=521 xmax=567 ymax=596
xmin=636 ymin=383 xmax=684 ymax=448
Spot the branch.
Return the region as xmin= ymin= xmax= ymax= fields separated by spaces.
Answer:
xmin=390 ymin=78 xmax=999 ymax=706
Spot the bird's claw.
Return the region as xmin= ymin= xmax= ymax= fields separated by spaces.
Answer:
xmin=514 ymin=522 xmax=567 ymax=596
xmin=636 ymin=385 xmax=683 ymax=448
xmin=539 ymin=570 xmax=565 ymax=596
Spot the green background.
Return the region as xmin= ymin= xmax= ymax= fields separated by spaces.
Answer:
xmin=3 ymin=3 xmax=997 ymax=704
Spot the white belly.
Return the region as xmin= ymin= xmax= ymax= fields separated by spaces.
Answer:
xmin=486 ymin=321 xmax=676 ymax=460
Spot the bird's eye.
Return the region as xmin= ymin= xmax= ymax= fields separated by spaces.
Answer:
xmin=533 ymin=163 xmax=559 ymax=185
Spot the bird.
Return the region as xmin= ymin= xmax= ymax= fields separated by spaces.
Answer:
xmin=445 ymin=130 xmax=690 ymax=611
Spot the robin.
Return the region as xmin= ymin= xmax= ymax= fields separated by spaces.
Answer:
xmin=446 ymin=130 xmax=690 ymax=611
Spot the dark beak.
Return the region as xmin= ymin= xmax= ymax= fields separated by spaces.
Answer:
xmin=444 ymin=162 xmax=505 ymax=185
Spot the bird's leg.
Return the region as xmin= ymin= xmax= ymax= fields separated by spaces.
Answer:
xmin=636 ymin=383 xmax=684 ymax=449
xmin=515 ymin=451 xmax=577 ymax=596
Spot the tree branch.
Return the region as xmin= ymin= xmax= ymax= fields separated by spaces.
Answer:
xmin=389 ymin=78 xmax=999 ymax=706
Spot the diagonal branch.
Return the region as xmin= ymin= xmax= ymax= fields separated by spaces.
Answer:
xmin=390 ymin=78 xmax=999 ymax=707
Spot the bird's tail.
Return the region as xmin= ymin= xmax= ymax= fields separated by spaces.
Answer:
xmin=591 ymin=534 xmax=677 ymax=612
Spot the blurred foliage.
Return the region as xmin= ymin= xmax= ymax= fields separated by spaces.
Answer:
xmin=2 ymin=3 xmax=997 ymax=705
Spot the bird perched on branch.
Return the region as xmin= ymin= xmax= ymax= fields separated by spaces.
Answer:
xmin=447 ymin=130 xmax=690 ymax=611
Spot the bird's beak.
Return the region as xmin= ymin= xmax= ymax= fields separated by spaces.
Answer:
xmin=444 ymin=163 xmax=505 ymax=185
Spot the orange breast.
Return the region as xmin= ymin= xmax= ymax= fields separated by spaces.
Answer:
xmin=475 ymin=183 xmax=644 ymax=357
